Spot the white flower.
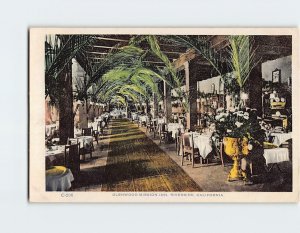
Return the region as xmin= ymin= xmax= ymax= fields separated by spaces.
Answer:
xmin=220 ymin=113 xmax=227 ymax=118
xmin=220 ymin=118 xmax=225 ymax=122
xmin=217 ymin=108 xmax=224 ymax=113
xmin=244 ymin=116 xmax=249 ymax=120
xmin=248 ymin=144 xmax=253 ymax=150
xmin=243 ymin=112 xmax=249 ymax=118
xmin=235 ymin=121 xmax=243 ymax=128
xmin=227 ymin=129 xmax=232 ymax=133
xmin=237 ymin=111 xmax=244 ymax=117
xmin=215 ymin=115 xmax=222 ymax=120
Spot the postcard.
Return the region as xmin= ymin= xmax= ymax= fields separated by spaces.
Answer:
xmin=29 ymin=28 xmax=299 ymax=202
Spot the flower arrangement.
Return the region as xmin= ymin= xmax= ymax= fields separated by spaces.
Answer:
xmin=214 ymin=107 xmax=265 ymax=147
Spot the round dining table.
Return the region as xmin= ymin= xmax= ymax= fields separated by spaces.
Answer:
xmin=46 ymin=166 xmax=74 ymax=191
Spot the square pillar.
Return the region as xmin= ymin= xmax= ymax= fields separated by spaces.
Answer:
xmin=153 ymin=93 xmax=158 ymax=118
xmin=163 ymin=80 xmax=172 ymax=123
xmin=249 ymin=63 xmax=263 ymax=116
xmin=185 ymin=61 xmax=198 ymax=131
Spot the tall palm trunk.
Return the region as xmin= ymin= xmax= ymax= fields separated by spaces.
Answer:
xmin=58 ymin=62 xmax=74 ymax=144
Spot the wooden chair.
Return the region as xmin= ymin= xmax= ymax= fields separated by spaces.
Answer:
xmin=97 ymin=120 xmax=104 ymax=137
xmin=175 ymin=129 xmax=182 ymax=156
xmin=153 ymin=120 xmax=158 ymax=139
xmin=82 ymin=127 xmax=97 ymax=150
xmin=93 ymin=129 xmax=99 ymax=145
xmin=82 ymin=127 xmax=93 ymax=136
xmin=65 ymin=143 xmax=80 ymax=179
xmin=181 ymin=133 xmax=200 ymax=168
xmin=146 ymin=119 xmax=155 ymax=133
xmin=158 ymin=123 xmax=169 ymax=144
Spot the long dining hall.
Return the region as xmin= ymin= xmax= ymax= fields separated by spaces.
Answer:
xmin=44 ymin=34 xmax=293 ymax=192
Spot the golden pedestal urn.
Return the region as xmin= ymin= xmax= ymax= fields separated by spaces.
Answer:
xmin=223 ymin=137 xmax=249 ymax=181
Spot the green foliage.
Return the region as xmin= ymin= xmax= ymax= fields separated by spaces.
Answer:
xmin=45 ymin=35 xmax=94 ymax=103
xmin=222 ymin=73 xmax=240 ymax=95
xmin=227 ymin=35 xmax=259 ymax=89
xmin=162 ymin=35 xmax=222 ymax=76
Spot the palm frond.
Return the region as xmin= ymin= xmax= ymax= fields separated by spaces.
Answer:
xmin=227 ymin=35 xmax=259 ymax=88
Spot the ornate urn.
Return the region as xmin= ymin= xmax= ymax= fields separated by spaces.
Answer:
xmin=223 ymin=137 xmax=249 ymax=181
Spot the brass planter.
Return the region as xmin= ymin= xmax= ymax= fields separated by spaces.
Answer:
xmin=223 ymin=137 xmax=249 ymax=181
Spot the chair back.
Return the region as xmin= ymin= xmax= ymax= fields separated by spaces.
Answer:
xmin=183 ymin=133 xmax=194 ymax=149
xmin=64 ymin=143 xmax=80 ymax=177
xmin=97 ymin=121 xmax=103 ymax=131
xmin=82 ymin=127 xmax=93 ymax=136
xmin=159 ymin=123 xmax=167 ymax=132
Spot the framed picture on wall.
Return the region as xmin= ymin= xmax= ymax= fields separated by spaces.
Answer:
xmin=272 ymin=68 xmax=281 ymax=83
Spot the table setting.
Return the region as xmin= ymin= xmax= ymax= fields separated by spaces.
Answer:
xmin=45 ymin=145 xmax=65 ymax=168
xmin=167 ymin=123 xmax=184 ymax=138
xmin=263 ymin=147 xmax=289 ymax=165
xmin=190 ymin=132 xmax=213 ymax=159
xmin=270 ymin=132 xmax=292 ymax=146
xmin=46 ymin=166 xmax=74 ymax=191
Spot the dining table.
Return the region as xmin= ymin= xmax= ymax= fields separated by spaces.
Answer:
xmin=178 ymin=132 xmax=213 ymax=159
xmin=45 ymin=145 xmax=65 ymax=168
xmin=190 ymin=132 xmax=213 ymax=159
xmin=70 ymin=135 xmax=94 ymax=150
xmin=46 ymin=166 xmax=74 ymax=191
xmin=132 ymin=113 xmax=139 ymax=120
xmin=139 ymin=115 xmax=148 ymax=124
xmin=263 ymin=147 xmax=289 ymax=165
xmin=45 ymin=123 xmax=57 ymax=137
xmin=270 ymin=132 xmax=292 ymax=146
xmin=167 ymin=123 xmax=184 ymax=138
xmin=157 ymin=118 xmax=166 ymax=124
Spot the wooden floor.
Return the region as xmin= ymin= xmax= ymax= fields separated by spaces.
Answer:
xmin=101 ymin=119 xmax=202 ymax=192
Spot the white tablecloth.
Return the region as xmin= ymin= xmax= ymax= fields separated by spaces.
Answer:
xmin=139 ymin=116 xmax=148 ymax=123
xmin=167 ymin=123 xmax=184 ymax=138
xmin=70 ymin=136 xmax=93 ymax=149
xmin=157 ymin=118 xmax=166 ymax=124
xmin=191 ymin=133 xmax=213 ymax=159
xmin=45 ymin=124 xmax=57 ymax=137
xmin=46 ymin=145 xmax=64 ymax=155
xmin=95 ymin=119 xmax=106 ymax=128
xmin=263 ymin=148 xmax=289 ymax=165
xmin=271 ymin=132 xmax=292 ymax=146
xmin=88 ymin=122 xmax=98 ymax=130
xmin=45 ymin=145 xmax=65 ymax=167
xmin=97 ymin=114 xmax=109 ymax=122
xmin=132 ymin=113 xmax=139 ymax=120
xmin=46 ymin=169 xmax=74 ymax=191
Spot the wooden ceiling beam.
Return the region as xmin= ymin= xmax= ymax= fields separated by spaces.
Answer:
xmin=209 ymin=35 xmax=229 ymax=50
xmin=90 ymin=59 xmax=164 ymax=65
xmin=94 ymin=36 xmax=129 ymax=42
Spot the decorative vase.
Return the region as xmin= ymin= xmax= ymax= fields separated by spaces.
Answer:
xmin=223 ymin=137 xmax=249 ymax=181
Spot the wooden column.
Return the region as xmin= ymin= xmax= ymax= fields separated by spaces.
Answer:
xmin=249 ymin=63 xmax=263 ymax=116
xmin=163 ymin=80 xmax=172 ymax=123
xmin=185 ymin=61 xmax=198 ymax=131
xmin=58 ymin=61 xmax=74 ymax=144
xmin=153 ymin=93 xmax=158 ymax=118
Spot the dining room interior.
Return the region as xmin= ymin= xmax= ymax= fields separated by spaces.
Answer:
xmin=44 ymin=34 xmax=293 ymax=192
